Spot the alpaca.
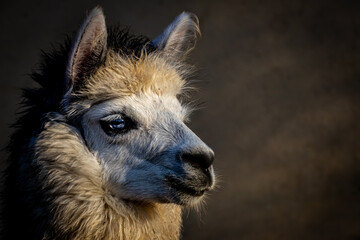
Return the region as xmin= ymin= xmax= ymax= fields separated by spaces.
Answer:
xmin=2 ymin=7 xmax=215 ymax=240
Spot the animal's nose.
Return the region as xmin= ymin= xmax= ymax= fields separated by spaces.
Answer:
xmin=180 ymin=150 xmax=214 ymax=170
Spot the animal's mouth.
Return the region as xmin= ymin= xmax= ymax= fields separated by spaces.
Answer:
xmin=165 ymin=166 xmax=215 ymax=201
xmin=167 ymin=177 xmax=210 ymax=197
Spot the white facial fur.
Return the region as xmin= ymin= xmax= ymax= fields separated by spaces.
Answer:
xmin=81 ymin=93 xmax=215 ymax=205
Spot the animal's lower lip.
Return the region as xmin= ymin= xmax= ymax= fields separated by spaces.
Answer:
xmin=166 ymin=177 xmax=209 ymax=197
xmin=184 ymin=187 xmax=206 ymax=197
xmin=176 ymin=185 xmax=207 ymax=197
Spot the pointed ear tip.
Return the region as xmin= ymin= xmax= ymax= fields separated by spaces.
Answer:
xmin=181 ymin=12 xmax=201 ymax=37
xmin=89 ymin=6 xmax=105 ymax=18
xmin=180 ymin=11 xmax=199 ymax=24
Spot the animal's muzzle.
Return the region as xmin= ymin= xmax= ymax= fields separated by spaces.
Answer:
xmin=180 ymin=147 xmax=215 ymax=188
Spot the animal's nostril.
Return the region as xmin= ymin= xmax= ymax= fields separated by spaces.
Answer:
xmin=180 ymin=151 xmax=214 ymax=170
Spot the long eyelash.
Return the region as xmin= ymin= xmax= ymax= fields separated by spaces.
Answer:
xmin=100 ymin=114 xmax=124 ymax=122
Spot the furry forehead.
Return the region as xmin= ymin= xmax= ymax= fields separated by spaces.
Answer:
xmin=74 ymin=50 xmax=189 ymax=101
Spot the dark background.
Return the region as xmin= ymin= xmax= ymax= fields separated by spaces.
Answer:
xmin=1 ymin=1 xmax=360 ymax=239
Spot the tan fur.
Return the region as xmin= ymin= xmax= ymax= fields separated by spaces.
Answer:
xmin=35 ymin=118 xmax=182 ymax=240
xmin=75 ymin=51 xmax=188 ymax=101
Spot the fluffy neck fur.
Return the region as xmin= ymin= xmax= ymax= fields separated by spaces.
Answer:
xmin=32 ymin=114 xmax=182 ymax=240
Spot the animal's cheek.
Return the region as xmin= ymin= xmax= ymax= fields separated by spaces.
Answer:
xmin=106 ymin=165 xmax=172 ymax=201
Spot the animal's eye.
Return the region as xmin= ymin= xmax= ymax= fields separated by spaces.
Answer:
xmin=99 ymin=114 xmax=135 ymax=135
xmin=108 ymin=119 xmax=126 ymax=129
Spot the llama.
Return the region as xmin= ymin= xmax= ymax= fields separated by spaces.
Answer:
xmin=2 ymin=6 xmax=215 ymax=240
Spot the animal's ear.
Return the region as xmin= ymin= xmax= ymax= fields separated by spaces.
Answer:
xmin=65 ymin=7 xmax=107 ymax=96
xmin=151 ymin=12 xmax=200 ymax=59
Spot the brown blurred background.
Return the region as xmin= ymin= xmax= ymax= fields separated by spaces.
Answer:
xmin=1 ymin=1 xmax=360 ymax=239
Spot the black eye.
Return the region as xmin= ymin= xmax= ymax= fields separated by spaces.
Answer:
xmin=100 ymin=114 xmax=135 ymax=135
xmin=109 ymin=118 xmax=126 ymax=129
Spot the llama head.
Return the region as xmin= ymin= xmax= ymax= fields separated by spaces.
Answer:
xmin=62 ymin=7 xmax=215 ymax=206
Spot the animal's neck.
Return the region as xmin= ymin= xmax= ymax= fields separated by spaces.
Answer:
xmin=33 ymin=119 xmax=182 ymax=240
